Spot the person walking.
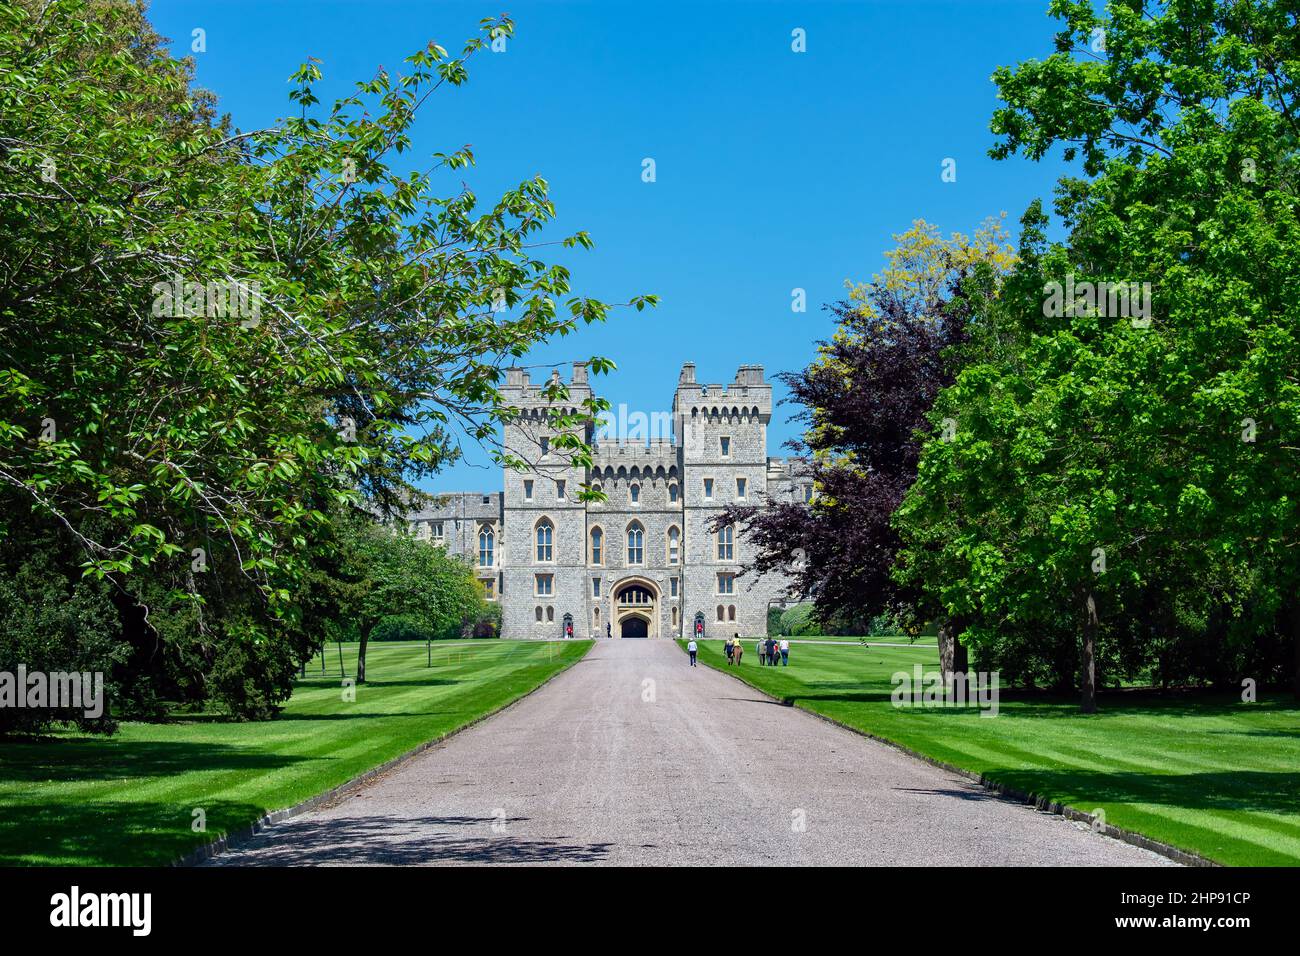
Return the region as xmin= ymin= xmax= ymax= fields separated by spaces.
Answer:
xmin=733 ymin=636 xmax=743 ymax=665
xmin=725 ymin=636 xmax=734 ymax=665
xmin=779 ymin=637 xmax=790 ymax=666
xmin=687 ymin=638 xmax=698 ymax=667
xmin=756 ymin=638 xmax=765 ymax=665
xmin=766 ymin=637 xmax=777 ymax=666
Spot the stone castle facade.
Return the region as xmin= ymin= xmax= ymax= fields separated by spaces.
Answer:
xmin=407 ymin=362 xmax=809 ymax=639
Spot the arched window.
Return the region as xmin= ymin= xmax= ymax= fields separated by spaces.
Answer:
xmin=630 ymin=483 xmax=640 ymax=504
xmin=535 ymin=606 xmax=543 ymax=622
xmin=728 ymin=605 xmax=736 ymax=621
xmin=590 ymin=526 xmax=603 ymax=565
xmin=535 ymin=519 xmax=553 ymax=562
xmin=669 ymin=483 xmax=679 ymax=503
xmin=479 ymin=527 xmax=494 ymax=567
xmin=717 ymin=524 xmax=734 ymax=561
xmin=716 ymin=605 xmax=725 ymax=621
xmin=546 ymin=606 xmax=555 ymax=622
xmin=667 ymin=526 xmax=680 ymax=565
xmin=672 ymin=607 xmax=679 ymax=628
xmin=627 ymin=522 xmax=644 ymax=565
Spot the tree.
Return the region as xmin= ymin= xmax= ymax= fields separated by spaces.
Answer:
xmin=717 ymin=219 xmax=1014 ymax=681
xmin=898 ymin=0 xmax=1300 ymax=707
xmin=0 ymin=0 xmax=653 ymax=717
xmin=298 ymin=508 xmax=485 ymax=683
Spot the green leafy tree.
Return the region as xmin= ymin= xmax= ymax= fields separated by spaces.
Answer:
xmin=0 ymin=0 xmax=653 ymax=716
xmin=898 ymin=0 xmax=1300 ymax=708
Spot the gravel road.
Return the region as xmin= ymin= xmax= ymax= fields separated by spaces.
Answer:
xmin=206 ymin=638 xmax=1175 ymax=866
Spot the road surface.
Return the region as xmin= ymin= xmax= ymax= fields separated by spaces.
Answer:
xmin=206 ymin=638 xmax=1174 ymax=866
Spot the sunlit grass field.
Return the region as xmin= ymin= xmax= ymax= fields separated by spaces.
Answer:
xmin=685 ymin=638 xmax=1300 ymax=866
xmin=0 ymin=640 xmax=591 ymax=866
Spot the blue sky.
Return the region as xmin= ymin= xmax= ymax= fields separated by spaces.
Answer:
xmin=150 ymin=0 xmax=1072 ymax=493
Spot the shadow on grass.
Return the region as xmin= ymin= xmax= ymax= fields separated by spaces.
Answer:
xmin=982 ymin=769 xmax=1300 ymax=820
xmin=782 ymin=685 xmax=1300 ymax=721
xmin=273 ymin=711 xmax=459 ymax=721
xmin=291 ymin=678 xmax=461 ymax=690
xmin=0 ymin=738 xmax=311 ymax=784
xmin=205 ymin=814 xmax=613 ymax=865
xmin=0 ymin=799 xmax=270 ymax=866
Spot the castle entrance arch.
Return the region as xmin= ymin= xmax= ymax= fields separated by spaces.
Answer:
xmin=614 ymin=578 xmax=659 ymax=639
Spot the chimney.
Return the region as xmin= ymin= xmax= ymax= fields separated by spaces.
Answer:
xmin=572 ymin=362 xmax=588 ymax=385
xmin=679 ymin=362 xmax=696 ymax=385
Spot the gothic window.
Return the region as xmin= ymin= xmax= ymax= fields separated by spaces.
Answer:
xmin=627 ymin=522 xmax=644 ymax=565
xmin=669 ymin=483 xmax=679 ymax=503
xmin=716 ymin=605 xmax=725 ymax=621
xmin=667 ymin=526 xmax=680 ymax=565
xmin=720 ymin=436 xmax=731 ymax=457
xmin=478 ymin=527 xmax=494 ymax=567
xmin=535 ymin=519 xmax=553 ymax=562
xmin=536 ymin=573 xmax=553 ymax=596
xmin=717 ymin=572 xmax=735 ymax=595
xmin=630 ymin=482 xmax=640 ymax=504
xmin=728 ymin=605 xmax=736 ymax=621
xmin=590 ymin=526 xmax=603 ymax=565
xmin=535 ymin=606 xmax=543 ymax=622
xmin=717 ymin=524 xmax=734 ymax=561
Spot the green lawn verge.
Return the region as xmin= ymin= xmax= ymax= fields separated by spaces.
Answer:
xmin=0 ymin=639 xmax=591 ymax=865
xmin=683 ymin=638 xmax=1300 ymax=866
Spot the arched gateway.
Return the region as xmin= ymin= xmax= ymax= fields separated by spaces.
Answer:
xmin=614 ymin=579 xmax=658 ymax=639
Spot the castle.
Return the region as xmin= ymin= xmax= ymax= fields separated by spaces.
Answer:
xmin=406 ymin=362 xmax=809 ymax=639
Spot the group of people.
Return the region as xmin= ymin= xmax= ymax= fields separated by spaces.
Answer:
xmin=724 ymin=635 xmax=789 ymax=667
xmin=682 ymin=634 xmax=792 ymax=668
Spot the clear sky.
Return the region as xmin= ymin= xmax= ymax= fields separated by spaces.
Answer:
xmin=150 ymin=0 xmax=1072 ymax=493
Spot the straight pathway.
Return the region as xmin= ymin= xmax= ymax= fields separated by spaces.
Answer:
xmin=207 ymin=638 xmax=1174 ymax=866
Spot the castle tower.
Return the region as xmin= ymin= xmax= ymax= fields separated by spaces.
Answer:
xmin=499 ymin=364 xmax=593 ymax=639
xmin=673 ymin=364 xmax=775 ymax=640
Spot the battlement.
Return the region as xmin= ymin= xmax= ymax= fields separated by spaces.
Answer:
xmin=501 ymin=362 xmax=592 ymax=408
xmin=673 ymin=363 xmax=771 ymax=422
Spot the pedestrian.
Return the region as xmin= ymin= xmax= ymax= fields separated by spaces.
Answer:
xmin=725 ymin=637 xmax=734 ymax=665
xmin=606 ymin=622 xmax=611 ymax=639
xmin=766 ymin=637 xmax=777 ymax=666
xmin=687 ymin=637 xmax=698 ymax=667
xmin=733 ymin=638 xmax=743 ymax=665
xmin=756 ymin=638 xmax=765 ymax=665
xmin=780 ymin=637 xmax=790 ymax=666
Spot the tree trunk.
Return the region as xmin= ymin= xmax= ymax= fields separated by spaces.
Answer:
xmin=356 ymin=630 xmax=370 ymax=685
xmin=937 ymin=621 xmax=969 ymax=701
xmin=937 ymin=620 xmax=956 ymax=680
xmin=1081 ymin=590 xmax=1098 ymax=714
xmin=1290 ymin=601 xmax=1300 ymax=700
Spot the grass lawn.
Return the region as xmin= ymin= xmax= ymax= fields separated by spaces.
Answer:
xmin=685 ymin=638 xmax=1300 ymax=866
xmin=0 ymin=639 xmax=591 ymax=866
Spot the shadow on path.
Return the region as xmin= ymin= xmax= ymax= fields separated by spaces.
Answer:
xmin=215 ymin=814 xmax=613 ymax=865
